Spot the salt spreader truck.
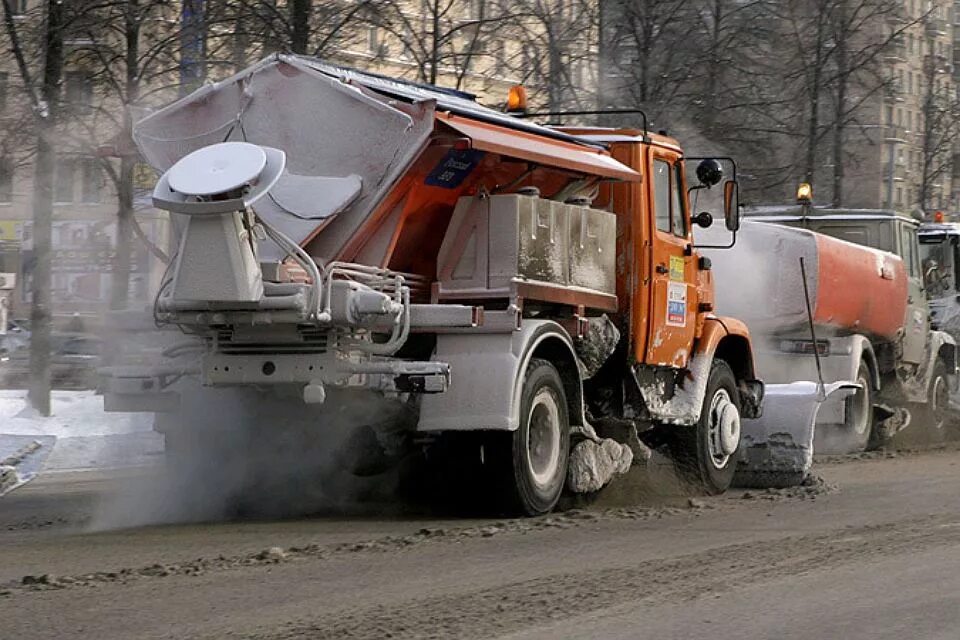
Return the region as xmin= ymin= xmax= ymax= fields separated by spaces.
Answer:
xmin=102 ymin=55 xmax=778 ymax=514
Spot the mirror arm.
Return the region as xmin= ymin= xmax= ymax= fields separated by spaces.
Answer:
xmin=695 ymin=227 xmax=738 ymax=250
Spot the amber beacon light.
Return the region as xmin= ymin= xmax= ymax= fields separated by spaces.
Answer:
xmin=506 ymin=85 xmax=528 ymax=114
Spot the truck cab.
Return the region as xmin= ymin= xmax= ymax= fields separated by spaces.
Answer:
xmin=918 ymin=221 xmax=960 ymax=338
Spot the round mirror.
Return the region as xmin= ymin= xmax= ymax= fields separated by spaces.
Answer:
xmin=696 ymin=159 xmax=723 ymax=187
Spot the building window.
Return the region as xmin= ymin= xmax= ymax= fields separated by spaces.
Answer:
xmin=11 ymin=0 xmax=27 ymax=16
xmin=80 ymin=158 xmax=101 ymax=203
xmin=0 ymin=72 xmax=8 ymax=111
xmin=54 ymin=156 xmax=102 ymax=204
xmin=0 ymin=157 xmax=13 ymax=204
xmin=64 ymin=71 xmax=94 ymax=114
xmin=55 ymin=157 xmax=76 ymax=203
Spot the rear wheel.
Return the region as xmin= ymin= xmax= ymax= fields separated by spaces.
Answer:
xmin=490 ymin=358 xmax=570 ymax=516
xmin=814 ymin=361 xmax=873 ymax=454
xmin=670 ymin=360 xmax=741 ymax=495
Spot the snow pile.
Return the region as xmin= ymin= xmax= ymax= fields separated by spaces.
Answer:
xmin=0 ymin=390 xmax=162 ymax=472
xmin=566 ymin=424 xmax=634 ymax=493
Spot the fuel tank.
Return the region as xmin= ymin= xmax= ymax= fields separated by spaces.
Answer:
xmin=706 ymin=220 xmax=907 ymax=341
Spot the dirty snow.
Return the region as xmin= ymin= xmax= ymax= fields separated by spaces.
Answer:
xmin=0 ymin=390 xmax=161 ymax=472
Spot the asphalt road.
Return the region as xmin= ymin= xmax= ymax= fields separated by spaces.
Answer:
xmin=1 ymin=446 xmax=958 ymax=639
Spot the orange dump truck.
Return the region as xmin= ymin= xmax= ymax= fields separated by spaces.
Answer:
xmin=102 ymin=54 xmax=773 ymax=514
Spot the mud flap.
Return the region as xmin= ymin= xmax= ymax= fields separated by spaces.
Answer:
xmin=734 ymin=382 xmax=858 ymax=488
xmin=0 ymin=435 xmax=56 ymax=497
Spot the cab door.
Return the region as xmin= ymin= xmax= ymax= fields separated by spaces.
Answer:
xmin=645 ymin=148 xmax=698 ymax=368
xmin=898 ymin=221 xmax=929 ymax=365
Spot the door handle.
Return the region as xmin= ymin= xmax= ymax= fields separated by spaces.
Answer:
xmin=655 ymin=264 xmax=669 ymax=274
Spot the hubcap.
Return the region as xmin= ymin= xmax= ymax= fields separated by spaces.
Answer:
xmin=707 ymin=388 xmax=740 ymax=468
xmin=527 ymin=388 xmax=562 ymax=489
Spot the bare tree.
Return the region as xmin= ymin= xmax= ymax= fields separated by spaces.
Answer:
xmin=918 ymin=39 xmax=959 ymax=213
xmin=496 ymin=0 xmax=598 ymax=112
xmin=1 ymin=0 xmax=65 ymax=415
xmin=377 ymin=0 xmax=506 ymax=87
xmin=59 ymin=1 xmax=187 ymax=310
xmin=211 ymin=0 xmax=383 ymax=63
xmin=826 ymin=0 xmax=909 ymax=206
xmin=599 ymin=0 xmax=700 ymax=127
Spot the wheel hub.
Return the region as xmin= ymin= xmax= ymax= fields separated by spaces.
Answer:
xmin=708 ymin=389 xmax=740 ymax=467
xmin=527 ymin=388 xmax=562 ymax=488
xmin=718 ymin=401 xmax=741 ymax=455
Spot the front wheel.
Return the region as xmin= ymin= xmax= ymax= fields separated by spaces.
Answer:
xmin=670 ymin=359 xmax=741 ymax=495
xmin=490 ymin=358 xmax=570 ymax=516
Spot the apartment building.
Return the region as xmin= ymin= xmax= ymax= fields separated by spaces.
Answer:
xmin=874 ymin=0 xmax=956 ymax=213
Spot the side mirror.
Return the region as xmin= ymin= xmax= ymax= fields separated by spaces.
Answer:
xmin=723 ymin=180 xmax=739 ymax=232
xmin=693 ymin=211 xmax=713 ymax=228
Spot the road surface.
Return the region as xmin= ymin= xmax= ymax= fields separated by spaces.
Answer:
xmin=1 ymin=446 xmax=958 ymax=639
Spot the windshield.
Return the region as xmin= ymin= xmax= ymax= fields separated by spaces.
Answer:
xmin=919 ymin=236 xmax=959 ymax=295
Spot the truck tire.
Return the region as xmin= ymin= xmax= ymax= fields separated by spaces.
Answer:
xmin=917 ymin=360 xmax=949 ymax=443
xmin=815 ymin=361 xmax=873 ymax=454
xmin=491 ymin=358 xmax=570 ymax=516
xmin=670 ymin=359 xmax=741 ymax=495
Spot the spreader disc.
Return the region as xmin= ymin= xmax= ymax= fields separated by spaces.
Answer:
xmin=167 ymin=142 xmax=268 ymax=197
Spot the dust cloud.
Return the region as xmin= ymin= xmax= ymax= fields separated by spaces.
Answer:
xmin=89 ymin=384 xmax=420 ymax=531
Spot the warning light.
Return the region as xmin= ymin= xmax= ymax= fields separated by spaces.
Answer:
xmin=796 ymin=182 xmax=813 ymax=204
xmin=934 ymin=211 xmax=945 ymax=223
xmin=506 ymin=85 xmax=528 ymax=114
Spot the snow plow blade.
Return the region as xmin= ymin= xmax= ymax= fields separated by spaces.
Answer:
xmin=0 ymin=435 xmax=56 ymax=497
xmin=734 ymin=382 xmax=858 ymax=489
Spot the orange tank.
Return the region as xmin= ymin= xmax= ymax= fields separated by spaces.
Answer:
xmin=707 ymin=220 xmax=907 ymax=341
xmin=812 ymin=232 xmax=907 ymax=340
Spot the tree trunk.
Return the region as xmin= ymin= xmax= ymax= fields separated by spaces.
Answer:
xmin=547 ymin=27 xmax=563 ymax=112
xmin=290 ymin=0 xmax=311 ymax=55
xmin=27 ymin=0 xmax=65 ymax=416
xmin=111 ymin=150 xmax=135 ymax=310
xmin=110 ymin=0 xmax=141 ymax=310
xmin=702 ymin=0 xmax=723 ymax=133
xmin=179 ymin=0 xmax=206 ymax=96
xmin=804 ymin=41 xmax=823 ymax=186
xmin=832 ymin=18 xmax=847 ymax=207
xmin=429 ymin=2 xmax=440 ymax=84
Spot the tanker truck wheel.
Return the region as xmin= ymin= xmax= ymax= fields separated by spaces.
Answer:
xmin=489 ymin=358 xmax=570 ymax=516
xmin=916 ymin=360 xmax=949 ymax=443
xmin=815 ymin=362 xmax=873 ymax=454
xmin=670 ymin=360 xmax=741 ymax=495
